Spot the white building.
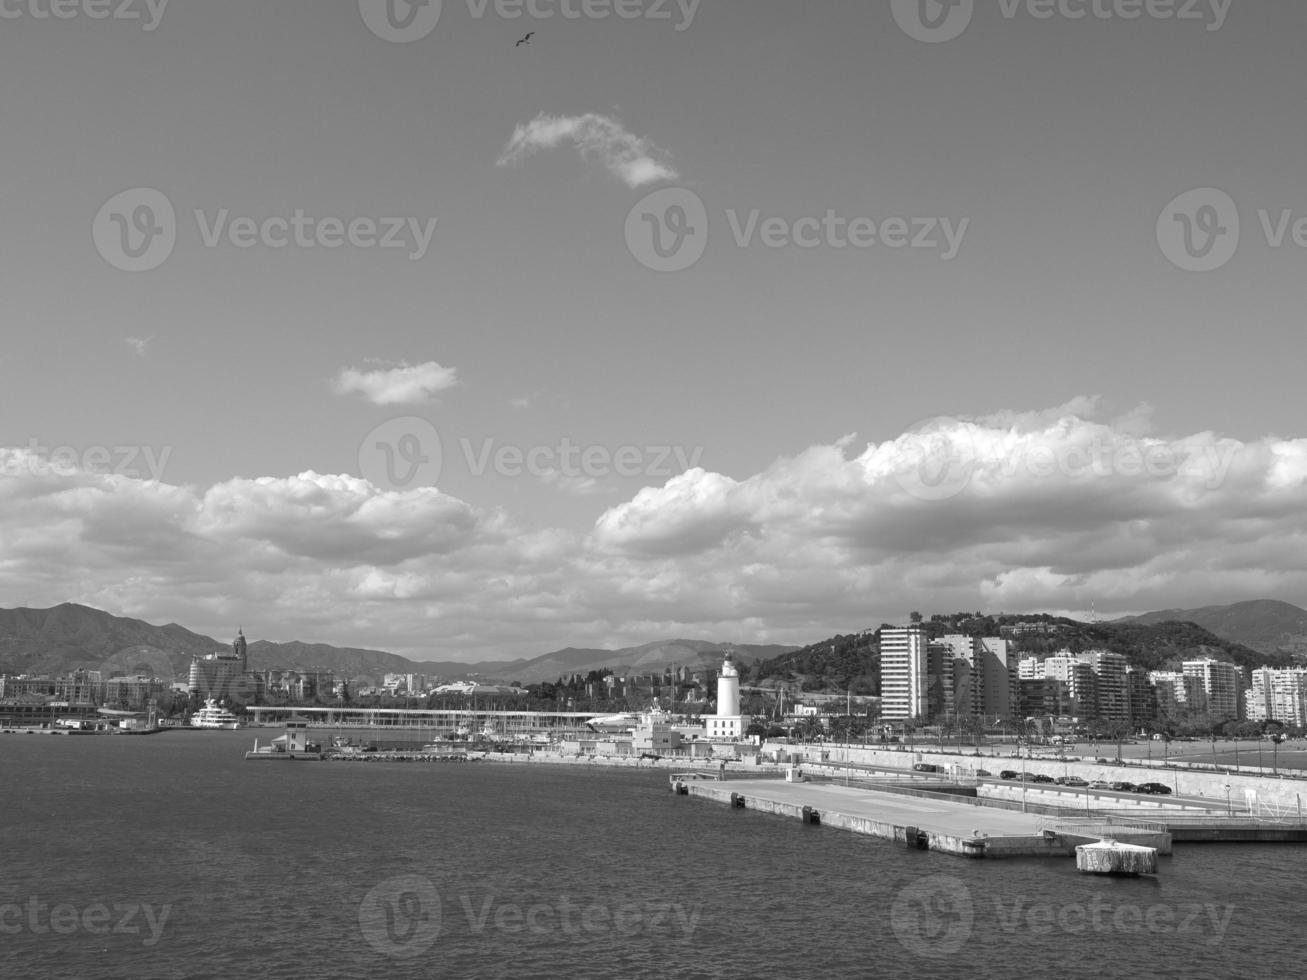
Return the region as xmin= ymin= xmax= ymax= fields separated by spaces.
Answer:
xmin=880 ymin=627 xmax=929 ymax=720
xmin=704 ymin=656 xmax=744 ymax=738
xmin=1247 ymin=667 xmax=1307 ymax=726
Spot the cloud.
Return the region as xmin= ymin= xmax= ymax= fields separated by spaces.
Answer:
xmin=3 ymin=402 xmax=1306 ymax=661
xmin=496 ymin=113 xmax=680 ymax=188
xmin=333 ymin=361 xmax=458 ymax=405
xmin=123 ymin=336 xmax=153 ymax=357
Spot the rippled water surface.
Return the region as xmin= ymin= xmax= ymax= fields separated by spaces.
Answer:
xmin=1 ymin=732 xmax=1303 ymax=979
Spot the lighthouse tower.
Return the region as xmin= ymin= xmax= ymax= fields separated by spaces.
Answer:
xmin=706 ymin=655 xmax=744 ymax=739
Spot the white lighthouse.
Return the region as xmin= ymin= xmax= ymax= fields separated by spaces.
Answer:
xmin=705 ymin=655 xmax=744 ymax=739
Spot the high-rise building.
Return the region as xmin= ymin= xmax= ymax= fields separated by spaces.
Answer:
xmin=1182 ymin=659 xmax=1244 ymax=720
xmin=1083 ymin=650 xmax=1129 ymax=723
xmin=1125 ymin=666 xmax=1154 ymax=725
xmin=974 ymin=636 xmax=1015 ymax=720
xmin=880 ymin=627 xmax=929 ymax=720
xmin=1247 ymin=667 xmax=1307 ymax=726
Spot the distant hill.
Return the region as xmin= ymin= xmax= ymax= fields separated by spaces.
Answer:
xmin=0 ymin=604 xmax=220 ymax=678
xmin=0 ymin=603 xmax=795 ymax=685
xmin=459 ymin=640 xmax=798 ymax=686
xmin=750 ymin=612 xmax=1289 ymax=693
xmin=1116 ymin=600 xmax=1307 ymax=661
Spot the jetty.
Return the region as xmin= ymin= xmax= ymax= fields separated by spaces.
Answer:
xmin=674 ymin=776 xmax=1172 ymax=860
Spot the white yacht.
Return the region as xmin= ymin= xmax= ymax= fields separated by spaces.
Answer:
xmin=190 ymin=699 xmax=240 ymax=730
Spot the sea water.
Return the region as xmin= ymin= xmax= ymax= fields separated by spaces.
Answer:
xmin=1 ymin=731 xmax=1302 ymax=979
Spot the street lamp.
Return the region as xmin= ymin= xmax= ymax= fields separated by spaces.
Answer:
xmin=1223 ymin=783 xmax=1232 ymax=817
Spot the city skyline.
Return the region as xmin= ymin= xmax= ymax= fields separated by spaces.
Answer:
xmin=2 ymin=2 xmax=1305 ymax=660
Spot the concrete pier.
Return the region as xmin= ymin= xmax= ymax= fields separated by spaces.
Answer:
xmin=677 ymin=777 xmax=1171 ymax=859
xmin=1076 ymin=840 xmax=1158 ymax=875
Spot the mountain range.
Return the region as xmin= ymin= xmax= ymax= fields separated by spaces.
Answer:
xmin=0 ymin=603 xmax=794 ymax=685
xmin=1114 ymin=599 xmax=1307 ymax=660
xmin=3 ymin=598 xmax=1302 ymax=689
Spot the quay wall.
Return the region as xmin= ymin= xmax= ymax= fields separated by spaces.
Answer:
xmin=787 ymin=743 xmax=1307 ymax=811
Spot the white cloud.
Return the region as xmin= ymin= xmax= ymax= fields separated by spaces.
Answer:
xmin=496 ymin=113 xmax=680 ymax=188
xmin=123 ymin=336 xmax=153 ymax=357
xmin=333 ymin=361 xmax=459 ymax=405
xmin=2 ymin=403 xmax=1306 ymax=661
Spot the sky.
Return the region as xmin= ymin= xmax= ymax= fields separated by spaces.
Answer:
xmin=1 ymin=0 xmax=1305 ymax=662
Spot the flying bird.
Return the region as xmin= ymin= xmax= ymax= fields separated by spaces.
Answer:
xmin=515 ymin=32 xmax=534 ymax=46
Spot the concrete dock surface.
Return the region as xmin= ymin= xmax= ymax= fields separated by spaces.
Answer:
xmin=680 ymin=777 xmax=1173 ymax=858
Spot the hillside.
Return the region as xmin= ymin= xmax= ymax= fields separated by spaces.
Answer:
xmin=1117 ymin=599 xmax=1307 ymax=661
xmin=749 ymin=612 xmax=1285 ymax=692
xmin=0 ymin=604 xmax=219 ymax=678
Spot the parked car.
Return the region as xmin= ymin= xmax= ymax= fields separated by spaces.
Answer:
xmin=1087 ymin=780 xmax=1112 ymax=789
xmin=1031 ymin=774 xmax=1055 ymax=783
xmin=913 ymin=762 xmax=943 ymax=773
xmin=1136 ymin=782 xmax=1172 ymax=795
xmin=1061 ymin=777 xmax=1089 ymax=787
xmin=1110 ymin=781 xmax=1138 ymax=792
xmin=1000 ymin=770 xmax=1019 ymax=780
xmin=974 ymin=769 xmax=992 ymax=777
